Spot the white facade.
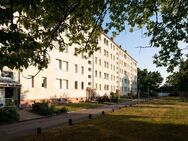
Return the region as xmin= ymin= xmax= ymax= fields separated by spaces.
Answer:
xmin=1 ymin=33 xmax=137 ymax=104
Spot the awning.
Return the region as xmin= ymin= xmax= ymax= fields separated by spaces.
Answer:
xmin=0 ymin=78 xmax=21 ymax=87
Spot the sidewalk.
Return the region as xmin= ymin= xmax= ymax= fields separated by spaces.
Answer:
xmin=0 ymin=99 xmax=146 ymax=141
xmin=18 ymin=109 xmax=44 ymax=121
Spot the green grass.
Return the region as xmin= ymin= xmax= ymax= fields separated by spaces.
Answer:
xmin=118 ymin=97 xmax=130 ymax=103
xmin=19 ymin=97 xmax=188 ymax=141
xmin=55 ymin=102 xmax=104 ymax=111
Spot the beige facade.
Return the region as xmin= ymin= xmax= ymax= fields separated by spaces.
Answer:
xmin=0 ymin=33 xmax=137 ymax=105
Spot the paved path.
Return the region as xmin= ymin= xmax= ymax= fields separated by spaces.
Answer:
xmin=0 ymin=99 xmax=147 ymax=141
xmin=18 ymin=109 xmax=44 ymax=121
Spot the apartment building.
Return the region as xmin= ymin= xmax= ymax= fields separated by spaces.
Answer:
xmin=0 ymin=33 xmax=137 ymax=106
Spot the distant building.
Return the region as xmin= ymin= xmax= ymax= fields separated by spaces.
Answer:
xmin=0 ymin=33 xmax=137 ymax=107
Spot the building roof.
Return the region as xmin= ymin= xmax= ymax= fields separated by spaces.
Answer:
xmin=0 ymin=78 xmax=21 ymax=87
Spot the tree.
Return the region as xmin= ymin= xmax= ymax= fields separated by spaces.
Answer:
xmin=166 ymin=59 xmax=188 ymax=94
xmin=137 ymin=68 xmax=163 ymax=97
xmin=0 ymin=0 xmax=188 ymax=71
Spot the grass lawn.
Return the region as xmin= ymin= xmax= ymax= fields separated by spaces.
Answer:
xmin=19 ymin=97 xmax=188 ymax=141
xmin=55 ymin=102 xmax=104 ymax=111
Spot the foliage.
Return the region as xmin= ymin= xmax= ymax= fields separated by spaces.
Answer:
xmin=1 ymin=0 xmax=188 ymax=71
xmin=0 ymin=107 xmax=19 ymax=123
xmin=31 ymin=102 xmax=68 ymax=115
xmin=110 ymin=92 xmax=119 ymax=103
xmin=96 ymin=94 xmax=110 ymax=103
xmin=137 ymin=68 xmax=163 ymax=97
xmin=166 ymin=59 xmax=188 ymax=92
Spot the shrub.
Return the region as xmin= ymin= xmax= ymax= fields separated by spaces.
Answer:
xmin=96 ymin=94 xmax=110 ymax=103
xmin=32 ymin=102 xmax=68 ymax=115
xmin=0 ymin=107 xmax=20 ymax=123
xmin=32 ymin=102 xmax=54 ymax=115
xmin=54 ymin=107 xmax=68 ymax=115
xmin=110 ymin=92 xmax=119 ymax=103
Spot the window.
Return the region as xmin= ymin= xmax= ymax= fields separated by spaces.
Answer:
xmin=1 ymin=71 xmax=13 ymax=79
xmin=95 ymin=57 xmax=97 ymax=65
xmin=88 ymin=75 xmax=91 ymax=78
xmin=75 ymin=81 xmax=78 ymax=89
xmin=95 ymin=70 xmax=97 ymax=78
xmin=81 ymin=66 xmax=84 ymax=75
xmin=99 ymin=59 xmax=101 ymax=66
xmin=63 ymin=79 xmax=68 ymax=89
xmin=99 ymin=84 xmax=101 ymax=90
xmin=88 ymin=82 xmax=91 ymax=86
xmin=41 ymin=77 xmax=47 ymax=88
xmin=107 ymin=85 xmax=109 ymax=90
xmin=104 ymin=73 xmax=107 ymax=79
xmin=74 ymin=48 xmax=78 ymax=56
xmin=56 ymin=59 xmax=62 ymax=70
xmin=81 ymin=82 xmax=84 ymax=90
xmin=104 ymin=38 xmax=109 ymax=46
xmin=62 ymin=61 xmax=68 ymax=71
xmin=56 ymin=78 xmax=62 ymax=89
xmin=75 ymin=64 xmax=78 ymax=73
xmin=88 ymin=68 xmax=91 ymax=71
xmin=104 ymin=49 xmax=109 ymax=57
xmin=99 ymin=71 xmax=101 ymax=78
xmin=88 ymin=60 xmax=91 ymax=64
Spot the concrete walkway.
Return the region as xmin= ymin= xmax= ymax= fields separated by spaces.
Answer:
xmin=0 ymin=99 xmax=147 ymax=141
xmin=18 ymin=109 xmax=44 ymax=121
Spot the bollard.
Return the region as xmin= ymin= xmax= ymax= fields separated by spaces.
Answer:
xmin=89 ymin=114 xmax=92 ymax=119
xmin=102 ymin=111 xmax=105 ymax=115
xmin=112 ymin=109 xmax=114 ymax=112
xmin=68 ymin=118 xmax=73 ymax=125
xmin=36 ymin=127 xmax=42 ymax=135
xmin=119 ymin=107 xmax=121 ymax=109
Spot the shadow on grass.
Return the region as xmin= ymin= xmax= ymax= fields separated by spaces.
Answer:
xmin=136 ymin=105 xmax=175 ymax=109
xmin=18 ymin=113 xmax=188 ymax=141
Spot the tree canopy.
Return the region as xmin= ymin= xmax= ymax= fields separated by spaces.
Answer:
xmin=0 ymin=0 xmax=188 ymax=71
xmin=166 ymin=59 xmax=188 ymax=92
xmin=137 ymin=68 xmax=163 ymax=97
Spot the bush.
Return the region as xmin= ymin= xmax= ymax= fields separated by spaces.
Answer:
xmin=110 ymin=92 xmax=119 ymax=103
xmin=0 ymin=107 xmax=20 ymax=123
xmin=96 ymin=94 xmax=110 ymax=103
xmin=32 ymin=102 xmax=68 ymax=115
xmin=54 ymin=107 xmax=68 ymax=115
xmin=32 ymin=102 xmax=54 ymax=115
